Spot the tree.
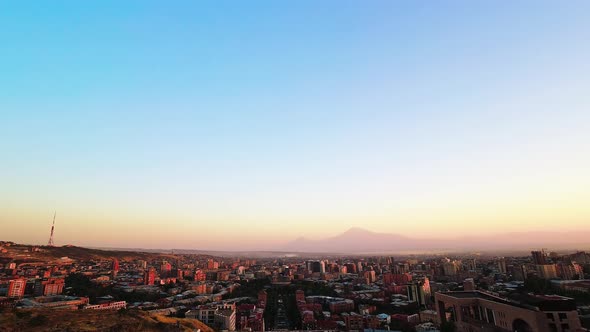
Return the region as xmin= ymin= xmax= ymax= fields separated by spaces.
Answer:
xmin=28 ymin=314 xmax=48 ymax=327
xmin=440 ymin=321 xmax=456 ymax=332
xmin=523 ymin=276 xmax=552 ymax=294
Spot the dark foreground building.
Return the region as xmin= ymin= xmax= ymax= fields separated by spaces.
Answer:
xmin=435 ymin=291 xmax=582 ymax=332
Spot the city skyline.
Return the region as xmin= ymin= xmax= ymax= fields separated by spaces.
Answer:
xmin=2 ymin=1 xmax=590 ymax=250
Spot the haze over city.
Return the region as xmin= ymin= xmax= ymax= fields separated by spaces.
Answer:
xmin=2 ymin=1 xmax=590 ymax=251
xmin=3 ymin=2 xmax=590 ymax=332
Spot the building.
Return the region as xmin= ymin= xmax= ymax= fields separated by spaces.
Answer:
xmin=551 ymin=280 xmax=590 ymax=293
xmin=187 ymin=304 xmax=236 ymax=331
xmin=295 ymin=289 xmax=305 ymax=303
xmin=364 ymin=270 xmax=376 ymax=284
xmin=537 ymin=264 xmax=559 ymax=279
xmin=464 ymin=259 xmax=477 ymax=271
xmin=84 ymin=301 xmax=127 ymax=310
xmin=497 ymin=258 xmax=507 ymax=274
xmin=137 ymin=260 xmax=147 ymax=269
xmin=21 ymin=295 xmax=89 ymax=309
xmin=144 ymin=267 xmax=156 ymax=285
xmin=342 ymin=313 xmax=364 ymax=330
xmin=463 ymin=278 xmax=476 ymax=291
xmin=435 ymin=291 xmax=582 ymax=332
xmin=258 ymin=290 xmax=267 ymax=306
xmin=443 ymin=261 xmax=459 ymax=276
xmin=419 ymin=309 xmax=440 ymax=324
xmin=215 ymin=307 xmax=237 ymax=331
xmin=328 ymin=299 xmax=355 ymax=313
xmin=383 ymin=273 xmax=412 ymax=286
xmin=188 ymin=305 xmax=217 ymax=325
xmin=532 ymin=251 xmax=548 ymax=265
xmin=194 ymin=269 xmax=206 ymax=281
xmin=7 ymin=278 xmax=26 ymax=298
xmin=236 ymin=304 xmax=265 ymax=331
xmin=43 ymin=278 xmax=65 ymax=296
xmin=407 ymin=278 xmax=431 ymax=308
xmin=206 ymin=259 xmax=219 ymax=270
xmin=160 ymin=261 xmax=172 ymax=277
xmin=557 ymin=263 xmax=584 ymax=280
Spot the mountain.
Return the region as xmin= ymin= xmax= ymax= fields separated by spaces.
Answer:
xmin=282 ymin=227 xmax=434 ymax=253
xmin=281 ymin=227 xmax=590 ymax=253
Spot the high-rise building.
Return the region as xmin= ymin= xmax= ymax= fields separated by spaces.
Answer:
xmin=137 ymin=260 xmax=147 ymax=269
xmin=144 ymin=267 xmax=156 ymax=285
xmin=206 ymin=259 xmax=219 ymax=270
xmin=194 ymin=269 xmax=206 ymax=281
xmin=532 ymin=250 xmax=548 ymax=265
xmin=407 ymin=277 xmax=431 ymax=308
xmin=497 ymin=258 xmax=507 ymax=274
xmin=442 ymin=261 xmax=459 ymax=276
xmin=8 ymin=278 xmax=26 ymax=298
xmin=319 ymin=261 xmax=326 ymax=274
xmin=464 ymin=258 xmax=477 ymax=271
xmin=557 ymin=262 xmax=584 ymax=280
xmin=363 ymin=270 xmax=376 ymax=284
xmin=536 ymin=264 xmax=558 ymax=279
xmin=310 ymin=261 xmax=321 ymax=273
xmin=160 ymin=261 xmax=172 ymax=276
xmin=345 ymin=263 xmax=357 ymax=274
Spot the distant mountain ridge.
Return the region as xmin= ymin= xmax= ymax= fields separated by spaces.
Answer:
xmin=9 ymin=227 xmax=587 ymax=256
xmin=281 ymin=227 xmax=590 ymax=253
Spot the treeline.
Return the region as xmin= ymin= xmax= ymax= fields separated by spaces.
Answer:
xmin=65 ymin=273 xmax=166 ymax=303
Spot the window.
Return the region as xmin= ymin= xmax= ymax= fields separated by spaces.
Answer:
xmin=474 ymin=306 xmax=481 ymax=320
xmin=486 ymin=308 xmax=495 ymax=325
xmin=548 ymin=323 xmax=557 ymax=332
xmin=461 ymin=306 xmax=470 ymax=322
xmin=558 ymin=312 xmax=567 ymax=321
xmin=546 ymin=313 xmax=554 ymax=320
xmin=561 ymin=323 xmax=570 ymax=332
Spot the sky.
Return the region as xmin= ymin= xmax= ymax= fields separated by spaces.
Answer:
xmin=1 ymin=1 xmax=589 ymax=250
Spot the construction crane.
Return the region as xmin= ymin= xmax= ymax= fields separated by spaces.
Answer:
xmin=47 ymin=212 xmax=56 ymax=246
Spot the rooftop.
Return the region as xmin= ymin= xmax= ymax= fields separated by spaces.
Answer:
xmin=439 ymin=291 xmax=577 ymax=312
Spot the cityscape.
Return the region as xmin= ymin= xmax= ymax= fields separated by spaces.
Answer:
xmin=1 ymin=236 xmax=590 ymax=331
xmin=2 ymin=1 xmax=590 ymax=332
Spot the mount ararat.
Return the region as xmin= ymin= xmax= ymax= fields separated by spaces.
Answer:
xmin=280 ymin=227 xmax=590 ymax=253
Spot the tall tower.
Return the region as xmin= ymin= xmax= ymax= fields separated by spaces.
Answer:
xmin=47 ymin=212 xmax=56 ymax=247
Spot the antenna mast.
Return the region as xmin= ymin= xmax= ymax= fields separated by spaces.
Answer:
xmin=47 ymin=212 xmax=56 ymax=246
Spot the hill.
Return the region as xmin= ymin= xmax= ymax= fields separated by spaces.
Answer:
xmin=0 ymin=243 xmax=177 ymax=264
xmin=0 ymin=308 xmax=214 ymax=332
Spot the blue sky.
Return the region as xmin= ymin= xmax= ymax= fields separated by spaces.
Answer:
xmin=1 ymin=1 xmax=589 ymax=249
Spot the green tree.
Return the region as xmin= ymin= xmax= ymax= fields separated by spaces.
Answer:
xmin=28 ymin=314 xmax=48 ymax=327
xmin=440 ymin=321 xmax=456 ymax=332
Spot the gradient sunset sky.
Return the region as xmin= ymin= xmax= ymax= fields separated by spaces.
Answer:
xmin=1 ymin=1 xmax=589 ymax=250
